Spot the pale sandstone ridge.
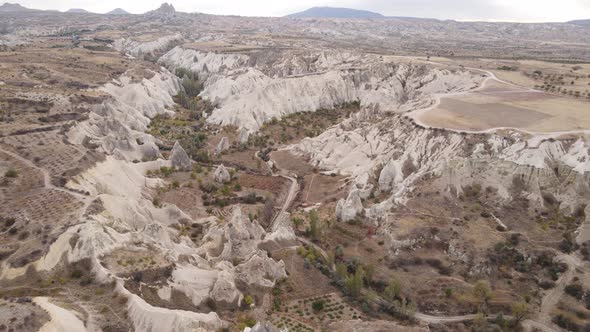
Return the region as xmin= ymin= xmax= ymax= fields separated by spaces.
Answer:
xmin=171 ymin=141 xmax=192 ymax=171
xmin=291 ymin=110 xmax=590 ymax=243
xmin=68 ymin=71 xmax=181 ymax=162
xmin=113 ymin=34 xmax=182 ymax=58
xmin=1 ymin=67 xmax=293 ymax=330
xmin=159 ymin=47 xmax=481 ymax=132
xmin=34 ymin=297 xmax=87 ymax=332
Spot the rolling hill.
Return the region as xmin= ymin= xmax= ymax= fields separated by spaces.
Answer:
xmin=286 ymin=7 xmax=384 ymax=19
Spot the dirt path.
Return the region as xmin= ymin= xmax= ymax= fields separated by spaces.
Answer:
xmin=539 ymin=254 xmax=582 ymax=325
xmin=270 ymin=174 xmax=298 ymax=230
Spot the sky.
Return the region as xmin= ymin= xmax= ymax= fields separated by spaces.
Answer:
xmin=9 ymin=0 xmax=590 ymax=22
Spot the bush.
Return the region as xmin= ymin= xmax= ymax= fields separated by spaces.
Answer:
xmin=565 ymin=283 xmax=584 ymax=300
xmin=553 ymin=314 xmax=580 ymax=331
xmin=70 ymin=269 xmax=83 ymax=278
xmin=444 ymin=288 xmax=453 ymax=298
xmin=312 ymin=299 xmax=325 ymax=313
xmin=133 ymin=271 xmax=143 ymax=282
xmin=79 ymin=276 xmax=93 ymax=286
xmin=244 ymin=295 xmax=254 ymax=306
xmin=3 ymin=218 xmax=15 ymax=228
xmin=17 ymin=231 xmax=29 ymax=240
xmin=4 ymin=169 xmax=17 ymax=178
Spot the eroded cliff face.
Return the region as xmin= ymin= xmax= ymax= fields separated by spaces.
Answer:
xmin=159 ymin=47 xmax=482 ymax=132
xmin=161 ymin=45 xmax=590 ymax=244
xmin=113 ymin=34 xmax=183 ymax=59
xmin=290 ymin=108 xmax=590 ymax=242
xmin=0 ymin=66 xmax=293 ymax=331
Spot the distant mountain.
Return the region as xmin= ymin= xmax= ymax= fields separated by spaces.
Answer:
xmin=569 ymin=19 xmax=590 ymax=25
xmin=286 ymin=7 xmax=384 ymax=19
xmin=107 ymin=8 xmax=129 ymax=15
xmin=0 ymin=2 xmax=38 ymax=12
xmin=66 ymin=8 xmax=91 ymax=13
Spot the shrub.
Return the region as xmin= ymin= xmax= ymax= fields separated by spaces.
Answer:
xmin=565 ymin=283 xmax=584 ymax=300
xmin=552 ymin=314 xmax=580 ymax=331
xmin=3 ymin=218 xmax=15 ymax=228
xmin=17 ymin=231 xmax=29 ymax=240
xmin=244 ymin=295 xmax=254 ymax=306
xmin=70 ymin=269 xmax=83 ymax=278
xmin=312 ymin=299 xmax=325 ymax=313
xmin=133 ymin=271 xmax=143 ymax=282
xmin=4 ymin=169 xmax=17 ymax=178
xmin=152 ymin=197 xmax=161 ymax=208
xmin=444 ymin=288 xmax=453 ymax=298
xmin=79 ymin=276 xmax=93 ymax=286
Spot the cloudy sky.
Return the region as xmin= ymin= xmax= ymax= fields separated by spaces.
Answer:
xmin=11 ymin=0 xmax=590 ymax=22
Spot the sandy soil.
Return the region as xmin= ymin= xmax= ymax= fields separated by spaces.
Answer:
xmin=417 ymin=79 xmax=590 ymax=133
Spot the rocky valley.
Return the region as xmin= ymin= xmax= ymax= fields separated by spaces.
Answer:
xmin=1 ymin=2 xmax=590 ymax=332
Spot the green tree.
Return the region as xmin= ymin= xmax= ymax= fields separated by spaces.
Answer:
xmin=473 ymin=280 xmax=493 ymax=312
xmin=345 ymin=267 xmax=364 ymax=298
xmin=385 ymin=276 xmax=402 ymax=301
xmin=334 ymin=245 xmax=344 ymax=261
xmin=311 ymin=299 xmax=325 ymax=313
xmin=511 ymin=302 xmax=529 ymax=324
xmin=336 ymin=263 xmax=347 ymax=280
xmin=309 ymin=209 xmax=322 ymax=240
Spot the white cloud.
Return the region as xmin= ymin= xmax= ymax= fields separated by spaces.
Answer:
xmin=11 ymin=0 xmax=590 ymax=21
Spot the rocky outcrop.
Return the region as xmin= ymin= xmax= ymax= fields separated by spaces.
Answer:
xmin=293 ymin=108 xmax=590 ymax=242
xmin=336 ymin=189 xmax=364 ymax=222
xmin=67 ymin=71 xmax=181 ymax=162
xmin=160 ymin=48 xmax=481 ymax=132
xmin=215 ymin=137 xmax=230 ymax=155
xmin=378 ymin=159 xmax=403 ymax=192
xmin=144 ymin=3 xmax=176 ymax=19
xmin=238 ymin=128 xmax=250 ymax=144
xmin=214 ymin=164 xmax=231 ymax=183
xmin=171 ymin=141 xmax=191 ymax=171
xmin=113 ymin=34 xmax=182 ymax=58
xmin=210 ymin=270 xmax=242 ymax=308
xmin=244 ymin=322 xmax=280 ymax=332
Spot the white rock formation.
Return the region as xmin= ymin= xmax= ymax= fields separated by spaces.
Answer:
xmin=214 ymin=164 xmax=231 ymax=183
xmin=336 ymin=189 xmax=364 ymax=222
xmin=171 ymin=141 xmax=192 ymax=171
xmin=244 ymin=322 xmax=280 ymax=332
xmin=292 ymin=107 xmax=590 ymax=241
xmin=34 ymin=297 xmax=88 ymax=332
xmin=378 ymin=159 xmax=403 ymax=192
xmin=113 ymin=34 xmax=182 ymax=58
xmin=215 ymin=137 xmax=230 ymax=155
xmin=160 ymin=48 xmax=481 ymax=132
xmin=67 ymin=71 xmax=181 ymax=162
xmin=238 ymin=128 xmax=250 ymax=144
xmin=123 ymin=284 xmax=223 ymax=332
xmin=3 ymin=66 xmax=286 ymax=329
